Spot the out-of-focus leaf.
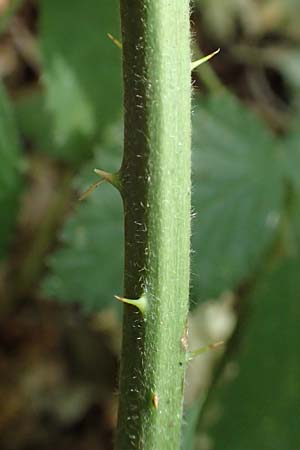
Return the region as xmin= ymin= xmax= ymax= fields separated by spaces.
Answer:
xmin=44 ymin=93 xmax=287 ymax=311
xmin=196 ymin=0 xmax=264 ymax=41
xmin=14 ymin=91 xmax=55 ymax=154
xmin=42 ymin=123 xmax=123 ymax=312
xmin=267 ymin=47 xmax=300 ymax=92
xmin=287 ymin=191 xmax=300 ymax=254
xmin=182 ymin=402 xmax=203 ymax=450
xmin=282 ymin=130 xmax=300 ymax=190
xmin=195 ymin=0 xmax=300 ymax=41
xmin=39 ymin=0 xmax=122 ymax=162
xmin=281 ymin=129 xmax=300 ymax=253
xmin=191 ymin=94 xmax=284 ymax=302
xmin=195 ymin=0 xmax=240 ymax=41
xmin=203 ymin=258 xmax=300 ymax=450
xmin=231 ymin=45 xmax=300 ymax=98
xmin=0 ymin=82 xmax=22 ymax=259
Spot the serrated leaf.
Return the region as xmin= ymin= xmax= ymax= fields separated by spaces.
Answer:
xmin=42 ymin=123 xmax=123 ymax=312
xmin=204 ymin=258 xmax=300 ymax=450
xmin=43 ymin=94 xmax=286 ymax=311
xmin=0 ymin=82 xmax=22 ymax=259
xmin=39 ymin=0 xmax=122 ymax=161
xmin=191 ymin=94 xmax=284 ymax=301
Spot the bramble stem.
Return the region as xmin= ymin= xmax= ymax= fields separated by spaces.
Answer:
xmin=115 ymin=1 xmax=191 ymax=449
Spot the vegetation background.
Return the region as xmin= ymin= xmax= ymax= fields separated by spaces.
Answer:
xmin=0 ymin=0 xmax=299 ymax=449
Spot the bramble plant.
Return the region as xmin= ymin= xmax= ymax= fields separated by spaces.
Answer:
xmin=1 ymin=1 xmax=300 ymax=449
xmin=41 ymin=2 xmax=300 ymax=449
xmin=73 ymin=4 xmax=220 ymax=448
xmin=114 ymin=2 xmax=191 ymax=448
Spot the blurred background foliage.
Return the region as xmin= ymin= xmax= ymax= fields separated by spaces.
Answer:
xmin=0 ymin=0 xmax=299 ymax=449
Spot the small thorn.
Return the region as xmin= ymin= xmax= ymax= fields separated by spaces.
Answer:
xmin=78 ymin=179 xmax=105 ymax=201
xmin=187 ymin=340 xmax=224 ymax=361
xmin=209 ymin=341 xmax=224 ymax=350
xmin=114 ymin=294 xmax=148 ymax=316
xmin=181 ymin=329 xmax=188 ymax=352
xmin=152 ymin=393 xmax=159 ymax=410
xmin=191 ymin=48 xmax=220 ymax=71
xmin=94 ymin=168 xmax=121 ymax=190
xmin=107 ymin=33 xmax=122 ymax=49
xmin=94 ymin=168 xmax=114 ymax=183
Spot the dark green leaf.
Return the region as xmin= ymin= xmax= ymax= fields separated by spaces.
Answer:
xmin=280 ymin=129 xmax=300 ymax=254
xmin=288 ymin=191 xmax=300 ymax=253
xmin=182 ymin=403 xmax=201 ymax=450
xmin=191 ymin=94 xmax=284 ymax=302
xmin=282 ymin=129 xmax=300 ymax=190
xmin=39 ymin=0 xmax=122 ymax=162
xmin=14 ymin=91 xmax=55 ymax=155
xmin=204 ymin=258 xmax=300 ymax=450
xmin=42 ymin=124 xmax=123 ymax=312
xmin=0 ymin=82 xmax=22 ymax=259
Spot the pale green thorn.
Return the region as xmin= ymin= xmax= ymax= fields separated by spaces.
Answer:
xmin=114 ymin=294 xmax=148 ymax=316
xmin=191 ymin=48 xmax=220 ymax=71
xmin=187 ymin=341 xmax=224 ymax=361
xmin=94 ymin=168 xmax=121 ymax=190
xmin=79 ymin=169 xmax=121 ymax=201
xmin=107 ymin=33 xmax=122 ymax=49
xmin=78 ymin=178 xmax=106 ymax=201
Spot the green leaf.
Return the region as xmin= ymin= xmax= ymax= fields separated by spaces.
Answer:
xmin=287 ymin=191 xmax=300 ymax=253
xmin=43 ymin=94 xmax=287 ymax=312
xmin=14 ymin=91 xmax=55 ymax=155
xmin=282 ymin=129 xmax=300 ymax=190
xmin=39 ymin=0 xmax=122 ymax=162
xmin=195 ymin=0 xmax=240 ymax=42
xmin=191 ymin=94 xmax=284 ymax=301
xmin=204 ymin=258 xmax=300 ymax=450
xmin=0 ymin=82 xmax=22 ymax=259
xmin=182 ymin=403 xmax=202 ymax=450
xmin=195 ymin=0 xmax=300 ymax=41
xmin=280 ymin=129 xmax=300 ymax=254
xmin=42 ymin=123 xmax=123 ymax=312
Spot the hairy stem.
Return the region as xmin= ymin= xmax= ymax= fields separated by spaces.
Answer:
xmin=115 ymin=1 xmax=191 ymax=449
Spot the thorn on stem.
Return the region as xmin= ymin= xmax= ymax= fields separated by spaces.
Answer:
xmin=114 ymin=294 xmax=148 ymax=316
xmin=191 ymin=48 xmax=220 ymax=71
xmin=107 ymin=33 xmax=122 ymax=49
xmin=78 ymin=179 xmax=106 ymax=201
xmin=181 ymin=330 xmax=188 ymax=352
xmin=187 ymin=340 xmax=224 ymax=361
xmin=94 ymin=169 xmax=121 ymax=190
xmin=152 ymin=393 xmax=159 ymax=410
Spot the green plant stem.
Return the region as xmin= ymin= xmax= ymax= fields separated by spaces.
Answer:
xmin=115 ymin=1 xmax=191 ymax=449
